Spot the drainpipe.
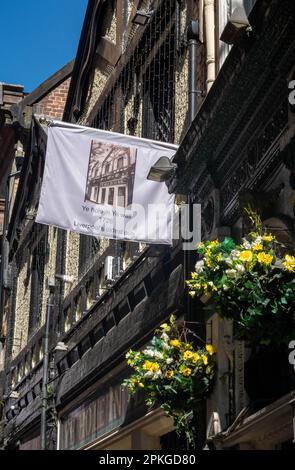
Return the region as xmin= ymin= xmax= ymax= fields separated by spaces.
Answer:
xmin=204 ymin=0 xmax=216 ymax=91
xmin=187 ymin=20 xmax=200 ymax=124
xmin=199 ymin=0 xmax=204 ymax=43
xmin=40 ymin=286 xmax=55 ymax=450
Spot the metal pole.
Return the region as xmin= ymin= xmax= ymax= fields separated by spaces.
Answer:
xmin=40 ymin=289 xmax=54 ymax=450
xmin=185 ymin=20 xmax=200 ymax=299
xmin=188 ymin=20 xmax=200 ymax=124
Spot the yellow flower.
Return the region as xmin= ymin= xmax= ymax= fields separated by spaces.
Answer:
xmin=263 ymin=234 xmax=274 ymax=243
xmin=126 ymin=349 xmax=133 ymax=358
xmin=180 ymin=366 xmax=192 ymax=377
xmin=198 ymin=242 xmax=205 ymax=249
xmin=201 ymin=355 xmax=208 ymax=365
xmin=206 ymin=344 xmax=216 ymax=355
xmin=192 ymin=353 xmax=200 ymax=363
xmin=152 ymin=363 xmax=160 ymax=372
xmin=191 ymin=272 xmax=197 ymax=279
xmin=160 ymin=323 xmax=171 ymax=332
xmin=165 ymin=370 xmax=174 ymax=379
xmin=127 ymin=359 xmax=133 ymax=365
xmin=217 ymin=253 xmax=222 ymax=262
xmin=170 ymin=339 xmax=181 ymax=348
xmin=283 ymin=254 xmax=295 ymax=272
xmin=257 ymin=252 xmax=273 ymax=266
xmin=209 ymin=240 xmax=219 ymax=248
xmin=252 ymin=243 xmax=263 ymax=251
xmin=142 ymin=360 xmax=152 ymax=370
xmin=138 ymin=382 xmax=145 ymax=388
xmin=183 ymin=350 xmax=194 ymax=360
xmin=239 ymin=250 xmax=253 ymax=262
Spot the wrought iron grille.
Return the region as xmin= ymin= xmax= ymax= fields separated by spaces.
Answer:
xmin=28 ymin=225 xmax=48 ymax=337
xmin=91 ymin=0 xmax=177 ymax=143
xmin=78 ymin=235 xmax=101 ymax=278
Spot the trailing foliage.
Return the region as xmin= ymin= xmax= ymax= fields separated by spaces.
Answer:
xmin=186 ymin=215 xmax=295 ymax=347
xmin=123 ymin=316 xmax=216 ymax=448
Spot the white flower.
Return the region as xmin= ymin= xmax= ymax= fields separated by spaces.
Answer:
xmin=194 ymin=259 xmax=204 ymax=274
xmin=144 ymin=371 xmax=154 ymax=378
xmin=224 ymin=257 xmax=233 ymax=266
xmin=231 ymin=250 xmax=240 ymax=258
xmin=154 ymin=351 xmax=164 ymax=360
xmin=223 ymin=284 xmax=230 ymax=291
xmin=152 ymin=370 xmax=162 ymax=380
xmin=242 ymin=240 xmax=251 ymax=249
xmin=166 ymin=358 xmax=173 ymax=365
xmin=161 ymin=332 xmax=170 ymax=343
xmin=143 ymin=348 xmax=154 ymax=356
xmin=253 ymin=236 xmax=262 ymax=244
xmin=235 ymin=264 xmax=245 ymax=273
xmin=225 ymin=269 xmax=237 ymax=278
xmin=162 ymin=341 xmax=171 ymax=351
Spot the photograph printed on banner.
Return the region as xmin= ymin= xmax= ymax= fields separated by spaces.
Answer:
xmin=85 ymin=140 xmax=137 ymax=209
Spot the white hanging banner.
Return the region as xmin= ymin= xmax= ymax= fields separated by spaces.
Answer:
xmin=36 ymin=120 xmax=177 ymax=245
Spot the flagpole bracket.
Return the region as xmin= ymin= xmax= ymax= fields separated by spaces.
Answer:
xmin=38 ymin=116 xmax=54 ymax=127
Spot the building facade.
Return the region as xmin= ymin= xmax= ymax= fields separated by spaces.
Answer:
xmin=0 ymin=63 xmax=73 ymax=449
xmin=1 ymin=0 xmax=295 ymax=451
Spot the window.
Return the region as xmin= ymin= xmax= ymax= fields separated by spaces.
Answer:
xmin=11 ymin=369 xmax=17 ymax=388
xmin=28 ymin=231 xmax=48 ymax=337
xmin=91 ymin=324 xmax=104 ymax=344
xmin=18 ymin=362 xmax=24 ymax=382
xmin=117 ymin=157 xmax=123 ymax=170
xmin=105 ymin=163 xmax=111 ymax=174
xmin=67 ymin=347 xmax=79 ymax=367
xmin=64 ymin=305 xmax=72 ymax=332
xmin=24 ymin=353 xmax=30 ymax=376
xmin=98 ymin=267 xmax=105 ymax=296
xmin=103 ymin=313 xmax=116 ymax=333
xmin=117 ymin=187 xmax=126 ymax=207
xmin=115 ymin=298 xmax=131 ymax=323
xmin=142 ymin=22 xmax=176 ymax=142
xmin=101 ymin=188 xmax=106 ymax=204
xmin=57 ymin=358 xmax=68 ymax=375
xmin=78 ymin=335 xmax=92 ymax=357
xmin=31 ymin=345 xmax=39 ymax=368
xmin=75 ymin=294 xmax=83 ymax=322
xmin=108 ymin=188 xmax=114 ymax=205
xmin=129 ymin=282 xmax=147 ymax=310
xmin=78 ymin=235 xmax=100 ymax=277
xmin=86 ymin=278 xmax=95 ymax=310
xmin=39 ymin=339 xmax=44 ymax=361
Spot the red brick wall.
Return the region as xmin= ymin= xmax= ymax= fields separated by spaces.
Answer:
xmin=35 ymin=77 xmax=71 ymax=119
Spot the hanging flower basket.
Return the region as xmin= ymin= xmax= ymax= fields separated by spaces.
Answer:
xmin=122 ymin=315 xmax=216 ymax=448
xmin=186 ymin=219 xmax=295 ymax=347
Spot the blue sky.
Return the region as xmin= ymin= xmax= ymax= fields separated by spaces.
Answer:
xmin=0 ymin=0 xmax=88 ymax=93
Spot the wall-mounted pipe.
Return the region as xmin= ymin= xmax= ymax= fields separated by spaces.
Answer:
xmin=187 ymin=20 xmax=200 ymax=124
xmin=204 ymin=0 xmax=216 ymax=91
